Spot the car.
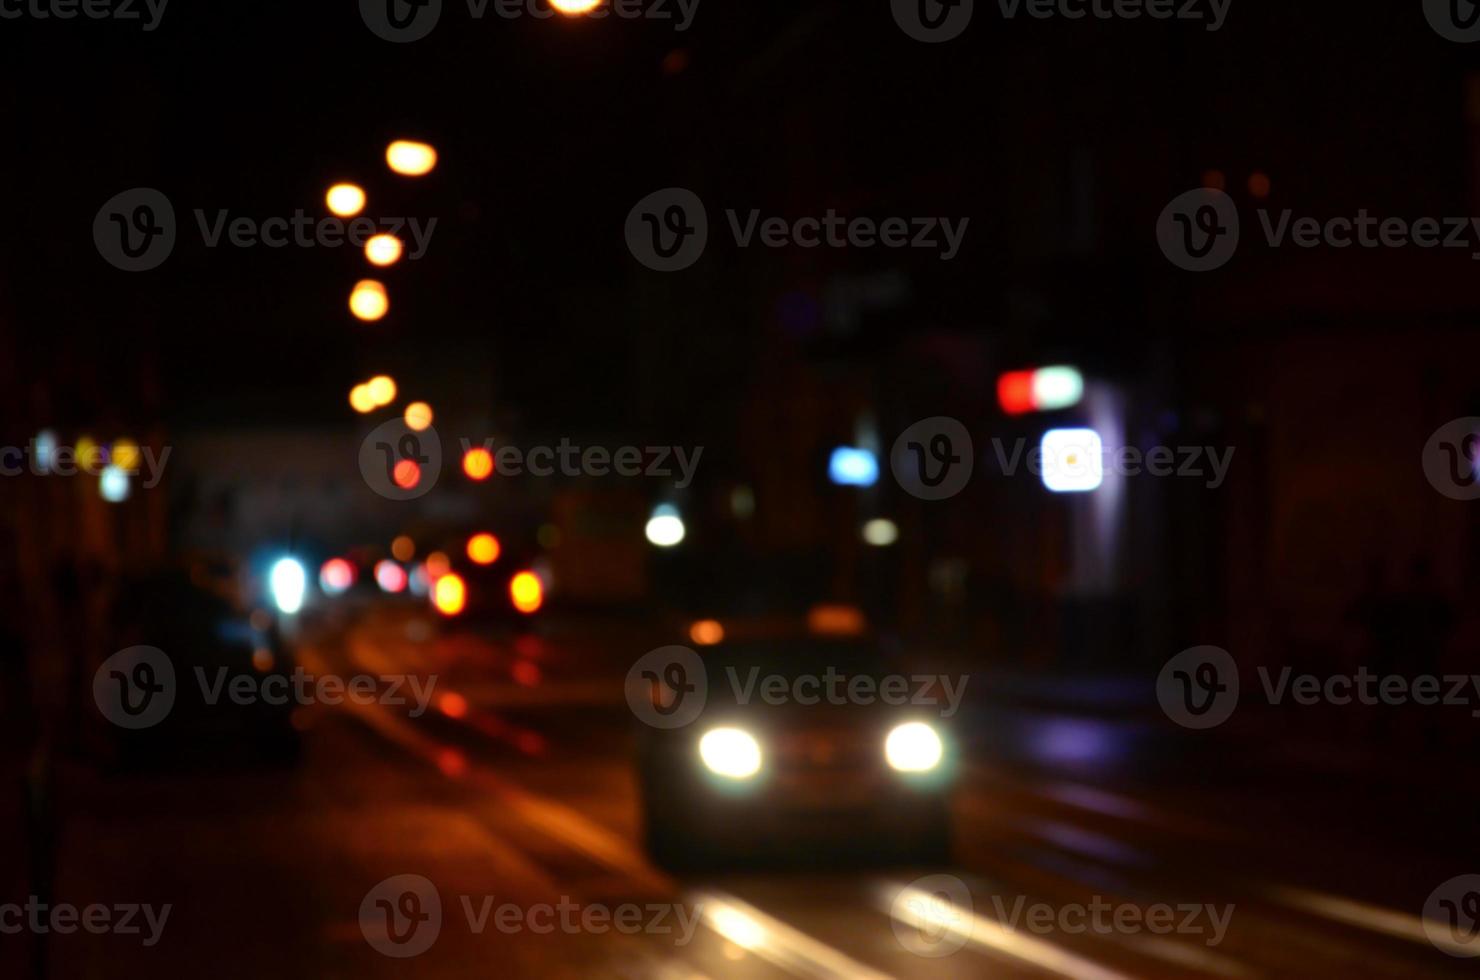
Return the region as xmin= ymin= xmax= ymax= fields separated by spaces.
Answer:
xmin=98 ymin=562 xmax=300 ymax=768
xmin=634 ymin=619 xmax=955 ymax=870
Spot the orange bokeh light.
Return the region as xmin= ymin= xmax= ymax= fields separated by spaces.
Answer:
xmin=689 ymin=619 xmax=724 ymax=646
xmin=462 ymin=447 xmax=494 ymax=480
xmin=439 ymin=691 xmax=468 ymax=719
xmin=433 ymin=573 xmax=467 ymax=616
xmin=509 ymin=571 xmax=543 ymax=614
xmin=392 ymin=459 xmax=421 ymax=489
xmin=350 ymin=279 xmax=389 ymax=321
xmin=467 ymin=532 xmax=501 ymax=565
xmin=425 ymin=551 xmax=451 ymax=579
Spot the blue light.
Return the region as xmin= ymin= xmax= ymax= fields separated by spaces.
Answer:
xmin=828 ymin=447 xmax=879 ymax=487
xmin=35 ymin=430 xmax=57 ymax=473
xmin=1041 ymin=428 xmax=1104 ymax=493
xmin=99 ymin=465 xmax=131 ymax=503
xmin=269 ymin=558 xmax=308 ymax=615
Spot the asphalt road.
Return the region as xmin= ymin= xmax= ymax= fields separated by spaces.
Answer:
xmin=20 ymin=602 xmax=1478 ymax=978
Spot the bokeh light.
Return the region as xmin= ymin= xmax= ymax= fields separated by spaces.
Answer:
xmin=374 ymin=560 xmax=408 ymax=594
xmin=425 ymin=551 xmax=451 ymax=579
xmin=99 ymin=465 xmax=130 ymax=503
xmin=391 ymin=535 xmax=416 ymax=562
xmin=462 ymin=447 xmax=494 ymax=480
xmin=433 ymin=573 xmax=466 ymax=616
xmin=386 ymin=140 xmax=437 ymax=176
xmin=350 ymin=279 xmax=389 ymax=321
xmin=467 ymin=533 xmax=501 ymax=565
xmin=392 ymin=459 xmax=421 ymax=489
xmin=404 ymin=401 xmax=433 ymax=431
xmin=689 ymin=619 xmax=724 ymax=645
xmin=367 ymin=375 xmax=397 ymax=406
xmin=365 ymin=233 xmax=403 ymax=267
xmin=319 ymin=558 xmax=356 ymax=595
xmin=111 ymin=439 xmax=141 ymax=472
xmin=349 ymin=383 xmax=376 ymax=413
xmin=509 ymin=571 xmax=543 ymax=614
xmin=326 ymin=183 xmax=366 ymax=217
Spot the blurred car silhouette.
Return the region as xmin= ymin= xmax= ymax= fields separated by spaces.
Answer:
xmin=635 ymin=612 xmax=955 ymax=869
xmin=99 ymin=561 xmax=300 ymax=768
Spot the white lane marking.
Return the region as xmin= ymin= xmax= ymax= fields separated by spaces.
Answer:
xmin=694 ymin=891 xmax=897 ymax=980
xmin=1265 ymin=885 xmax=1473 ymax=957
xmin=877 ymin=880 xmax=1133 ymax=980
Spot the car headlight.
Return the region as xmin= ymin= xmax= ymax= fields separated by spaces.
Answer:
xmin=699 ymin=727 xmax=762 ymax=779
xmin=269 ymin=558 xmax=307 ymax=615
xmin=885 ymin=722 xmax=943 ymax=773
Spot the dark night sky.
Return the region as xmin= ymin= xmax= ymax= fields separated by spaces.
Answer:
xmin=3 ymin=1 xmax=1477 ymax=432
